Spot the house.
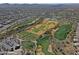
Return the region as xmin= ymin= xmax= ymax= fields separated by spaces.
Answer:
xmin=1 ymin=36 xmax=20 ymax=51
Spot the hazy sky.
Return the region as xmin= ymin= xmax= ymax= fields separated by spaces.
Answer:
xmin=0 ymin=0 xmax=79 ymax=4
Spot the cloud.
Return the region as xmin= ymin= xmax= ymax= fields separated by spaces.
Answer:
xmin=0 ymin=0 xmax=79 ymax=4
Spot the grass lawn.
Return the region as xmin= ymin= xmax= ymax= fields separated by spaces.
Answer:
xmin=27 ymin=20 xmax=58 ymax=36
xmin=17 ymin=31 xmax=39 ymax=41
xmin=55 ymin=24 xmax=72 ymax=40
xmin=22 ymin=41 xmax=35 ymax=49
xmin=32 ymin=24 xmax=48 ymax=33
xmin=37 ymin=35 xmax=52 ymax=55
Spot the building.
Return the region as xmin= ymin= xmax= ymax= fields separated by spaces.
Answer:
xmin=0 ymin=35 xmax=20 ymax=52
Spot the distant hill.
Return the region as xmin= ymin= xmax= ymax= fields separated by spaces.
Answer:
xmin=0 ymin=3 xmax=79 ymax=9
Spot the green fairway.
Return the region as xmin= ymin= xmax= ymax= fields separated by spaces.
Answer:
xmin=55 ymin=24 xmax=72 ymax=40
xmin=37 ymin=35 xmax=52 ymax=54
xmin=32 ymin=24 xmax=48 ymax=33
xmin=22 ymin=41 xmax=35 ymax=49
xmin=17 ymin=31 xmax=39 ymax=41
